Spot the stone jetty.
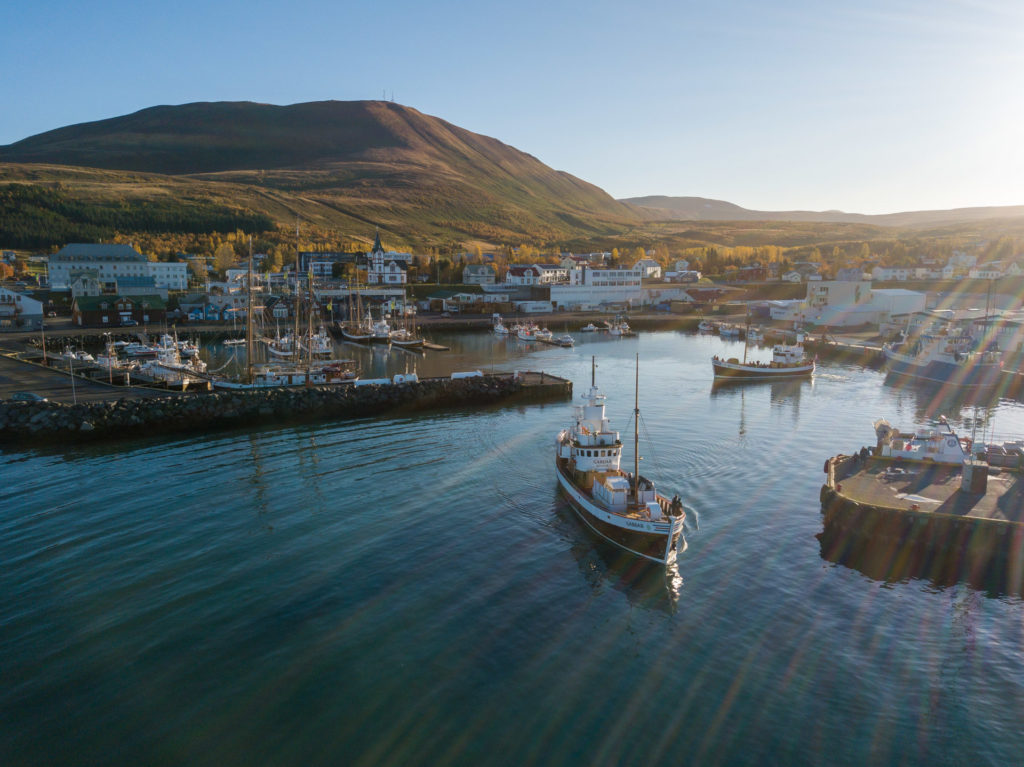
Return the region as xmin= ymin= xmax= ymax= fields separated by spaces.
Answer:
xmin=0 ymin=372 xmax=571 ymax=445
xmin=820 ymin=453 xmax=1024 ymax=594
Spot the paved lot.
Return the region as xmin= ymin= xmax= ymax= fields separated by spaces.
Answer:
xmin=0 ymin=354 xmax=171 ymax=404
xmin=838 ymin=457 xmax=1024 ymax=524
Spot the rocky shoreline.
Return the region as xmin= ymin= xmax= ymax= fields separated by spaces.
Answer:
xmin=0 ymin=374 xmax=571 ymax=445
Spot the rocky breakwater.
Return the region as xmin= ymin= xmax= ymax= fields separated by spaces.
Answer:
xmin=0 ymin=374 xmax=566 ymax=445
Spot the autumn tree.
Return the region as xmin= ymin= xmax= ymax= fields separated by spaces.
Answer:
xmin=188 ymin=259 xmax=207 ymax=284
xmin=213 ymin=242 xmax=236 ymax=275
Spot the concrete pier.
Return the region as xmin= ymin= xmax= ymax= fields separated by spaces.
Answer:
xmin=820 ymin=454 xmax=1024 ymax=593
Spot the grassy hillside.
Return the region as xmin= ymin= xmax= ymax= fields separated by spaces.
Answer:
xmin=0 ymin=101 xmax=638 ymax=251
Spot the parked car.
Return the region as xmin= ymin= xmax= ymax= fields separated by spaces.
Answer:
xmin=46 ymin=311 xmax=57 ymax=317
xmin=121 ymin=319 xmax=138 ymax=326
xmin=10 ymin=391 xmax=47 ymax=402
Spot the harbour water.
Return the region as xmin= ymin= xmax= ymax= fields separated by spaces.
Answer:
xmin=4 ymin=330 xmax=1024 ymax=766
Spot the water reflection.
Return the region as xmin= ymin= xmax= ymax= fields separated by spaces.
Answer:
xmin=552 ymin=492 xmax=683 ymax=614
xmin=709 ymin=377 xmax=807 ymax=403
xmin=883 ymin=375 xmax=1005 ymax=431
xmin=817 ymin=512 xmax=1024 ymax=598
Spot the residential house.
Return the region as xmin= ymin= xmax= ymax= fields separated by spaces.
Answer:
xmin=633 ymin=258 xmax=662 ymax=279
xmin=69 ymin=270 xmax=104 ymax=298
xmin=969 ymin=262 xmax=1006 ymax=280
xmin=560 ymin=254 xmax=591 ymax=271
xmin=0 ymin=286 xmax=43 ymax=329
xmin=534 ymin=264 xmax=568 ymax=284
xmin=505 ymin=266 xmax=542 ymax=286
xmin=71 ymin=294 xmax=167 ymax=327
xmin=872 ymin=266 xmax=913 ymax=281
xmin=462 ymin=264 xmax=496 ymax=285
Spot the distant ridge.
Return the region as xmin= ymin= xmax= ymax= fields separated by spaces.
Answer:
xmin=621 ymin=195 xmax=1024 ymax=228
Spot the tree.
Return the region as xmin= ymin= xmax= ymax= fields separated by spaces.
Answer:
xmin=188 ymin=259 xmax=207 ymax=283
xmin=213 ymin=242 xmax=236 ymax=275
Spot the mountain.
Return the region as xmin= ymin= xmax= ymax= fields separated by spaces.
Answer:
xmin=0 ymin=100 xmax=639 ymax=248
xmin=621 ymin=195 xmax=1024 ymax=228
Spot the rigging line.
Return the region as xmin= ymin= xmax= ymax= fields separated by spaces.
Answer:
xmin=637 ymin=412 xmax=665 ymax=478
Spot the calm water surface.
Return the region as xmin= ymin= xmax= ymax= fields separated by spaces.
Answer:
xmin=3 ymin=330 xmax=1024 ymax=766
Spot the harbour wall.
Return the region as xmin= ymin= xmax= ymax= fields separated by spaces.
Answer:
xmin=820 ymin=456 xmax=1024 ymax=594
xmin=0 ymin=373 xmax=572 ymax=446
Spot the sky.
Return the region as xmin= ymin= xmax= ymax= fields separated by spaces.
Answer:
xmin=3 ymin=0 xmax=1023 ymax=215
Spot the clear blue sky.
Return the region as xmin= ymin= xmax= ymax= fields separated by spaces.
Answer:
xmin=3 ymin=0 xmax=1022 ymax=214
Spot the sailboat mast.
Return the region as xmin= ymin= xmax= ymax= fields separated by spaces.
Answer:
xmin=306 ymin=269 xmax=313 ymax=384
xmin=591 ymin=355 xmax=595 ymax=388
xmin=293 ymin=220 xmax=301 ymax=359
xmin=743 ymin=308 xmax=751 ymax=364
xmin=633 ymin=353 xmax=640 ymax=499
xmin=246 ymin=237 xmax=254 ymax=384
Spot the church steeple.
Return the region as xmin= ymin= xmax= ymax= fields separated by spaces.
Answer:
xmin=372 ymin=229 xmax=383 ymax=255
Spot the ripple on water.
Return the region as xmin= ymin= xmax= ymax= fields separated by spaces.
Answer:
xmin=4 ymin=330 xmax=1024 ymax=766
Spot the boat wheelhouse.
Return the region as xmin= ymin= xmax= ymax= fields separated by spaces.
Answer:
xmin=874 ymin=417 xmax=971 ymax=465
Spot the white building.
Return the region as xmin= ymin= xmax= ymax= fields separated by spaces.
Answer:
xmin=47 ymin=244 xmax=188 ymax=290
xmin=633 ymin=258 xmax=662 ymax=279
xmin=0 ymin=286 xmax=44 ymax=329
xmin=365 ymin=232 xmax=409 ymax=285
xmin=462 ymin=264 xmax=496 ymax=285
xmin=534 ymin=264 xmax=568 ymax=284
xmin=505 ymin=266 xmax=542 ymax=286
xmin=969 ymin=262 xmax=1005 ymax=280
xmin=550 ymin=266 xmax=644 ymax=309
xmin=871 ymin=266 xmax=913 ymax=281
xmin=769 ymin=280 xmax=925 ymax=327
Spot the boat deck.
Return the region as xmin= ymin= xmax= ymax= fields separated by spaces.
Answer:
xmin=556 ymin=459 xmax=674 ymax=519
xmin=833 ymin=456 xmax=1024 ymax=525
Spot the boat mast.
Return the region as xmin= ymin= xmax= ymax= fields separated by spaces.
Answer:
xmin=306 ymin=266 xmax=313 ymax=385
xmin=743 ymin=307 xmax=751 ymax=364
xmin=246 ymin=236 xmax=254 ymax=384
xmin=293 ymin=219 xmax=301 ymax=360
xmin=633 ymin=353 xmax=640 ymax=501
xmin=591 ymin=355 xmax=596 ymax=388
